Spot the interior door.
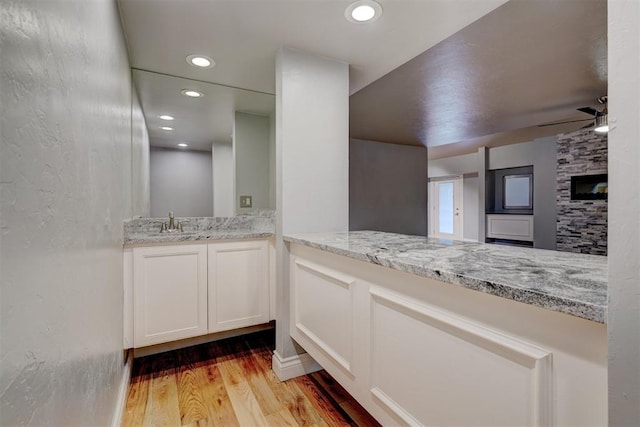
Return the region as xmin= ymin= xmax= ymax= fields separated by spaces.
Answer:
xmin=432 ymin=177 xmax=463 ymax=240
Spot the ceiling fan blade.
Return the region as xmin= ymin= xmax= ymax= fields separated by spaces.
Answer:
xmin=537 ymin=118 xmax=593 ymax=127
xmin=581 ymin=122 xmax=595 ymax=129
xmin=577 ymin=107 xmax=598 ymax=116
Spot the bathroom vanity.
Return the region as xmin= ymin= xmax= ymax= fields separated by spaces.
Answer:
xmin=122 ymin=214 xmax=275 ymax=353
xmin=285 ymin=230 xmax=607 ymax=426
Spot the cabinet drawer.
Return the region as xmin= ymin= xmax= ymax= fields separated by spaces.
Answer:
xmin=487 ymin=214 xmax=534 ymax=241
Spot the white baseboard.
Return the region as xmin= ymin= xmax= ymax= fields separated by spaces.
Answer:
xmin=272 ymin=350 xmax=322 ymax=381
xmin=111 ymin=350 xmax=133 ymax=427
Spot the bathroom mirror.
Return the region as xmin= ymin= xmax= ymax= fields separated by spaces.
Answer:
xmin=132 ymin=69 xmax=275 ymax=218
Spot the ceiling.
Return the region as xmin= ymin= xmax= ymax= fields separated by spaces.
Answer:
xmin=349 ymin=0 xmax=608 ymax=158
xmin=119 ymin=0 xmax=607 ymax=158
xmin=133 ymin=70 xmax=274 ymax=151
xmin=118 ymin=0 xmax=508 ymax=95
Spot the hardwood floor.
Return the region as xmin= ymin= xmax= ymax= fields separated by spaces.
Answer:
xmin=123 ymin=329 xmax=380 ymax=427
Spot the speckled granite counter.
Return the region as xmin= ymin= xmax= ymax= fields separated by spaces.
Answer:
xmin=284 ymin=230 xmax=608 ymax=323
xmin=124 ymin=211 xmax=274 ymax=245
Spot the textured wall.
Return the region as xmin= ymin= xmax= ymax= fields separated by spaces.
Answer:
xmin=608 ymin=1 xmax=640 ymax=424
xmin=556 ymin=129 xmax=608 ymax=255
xmin=0 ymin=0 xmax=136 ymax=425
xmin=350 ymin=138 xmax=428 ymax=236
xmin=150 ymin=147 xmax=213 ymax=218
xmin=275 ymin=47 xmax=349 ymax=362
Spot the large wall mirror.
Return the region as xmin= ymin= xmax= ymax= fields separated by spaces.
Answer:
xmin=133 ymin=69 xmax=275 ymax=218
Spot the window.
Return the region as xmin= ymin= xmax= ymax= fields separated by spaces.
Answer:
xmin=503 ymin=174 xmax=533 ymax=209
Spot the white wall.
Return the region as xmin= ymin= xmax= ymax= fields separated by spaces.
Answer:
xmin=608 ymin=1 xmax=640 ymax=424
xmin=150 ymin=147 xmax=213 ymax=218
xmin=132 ymin=87 xmax=150 ymax=217
xmin=275 ymin=47 xmax=349 ymax=363
xmin=488 ymin=141 xmax=535 ymax=170
xmin=428 ymin=152 xmax=478 ymax=178
xmin=0 ymin=0 xmax=135 ymax=424
xmin=213 ymin=142 xmax=235 ymax=217
xmin=234 ymin=112 xmax=271 ymax=213
xmin=350 ymin=139 xmax=427 ymax=236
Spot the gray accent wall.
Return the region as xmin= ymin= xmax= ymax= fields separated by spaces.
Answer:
xmin=350 ymin=139 xmax=428 ymax=236
xmin=556 ymin=129 xmax=607 ymax=255
xmin=150 ymin=147 xmax=214 ymax=218
xmin=533 ymin=136 xmax=558 ymax=250
xmin=1 ymin=0 xmax=139 ymax=424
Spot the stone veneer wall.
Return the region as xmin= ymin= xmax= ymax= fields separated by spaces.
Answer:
xmin=557 ymin=129 xmax=608 ymax=255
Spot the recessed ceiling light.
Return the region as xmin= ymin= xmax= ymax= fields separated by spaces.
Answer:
xmin=159 ymin=115 xmax=174 ymax=121
xmin=186 ymin=54 xmax=215 ymax=69
xmin=181 ymin=89 xmax=204 ymax=98
xmin=161 ymin=126 xmax=173 ymax=131
xmin=177 ymin=143 xmax=189 ymax=148
xmin=345 ymin=0 xmax=382 ymax=23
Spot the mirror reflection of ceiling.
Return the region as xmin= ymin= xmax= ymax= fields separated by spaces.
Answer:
xmin=133 ymin=70 xmax=274 ymax=151
xmin=350 ymin=0 xmax=608 ymax=158
xmin=118 ymin=0 xmax=508 ymax=95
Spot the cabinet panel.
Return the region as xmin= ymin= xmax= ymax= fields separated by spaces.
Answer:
xmin=208 ymin=240 xmax=269 ymax=332
xmin=133 ymin=244 xmax=208 ymax=347
xmin=292 ymin=259 xmax=355 ymax=374
xmin=369 ymin=287 xmax=551 ymax=427
xmin=487 ymin=214 xmax=534 ymax=241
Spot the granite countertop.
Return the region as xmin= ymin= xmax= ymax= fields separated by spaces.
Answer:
xmin=124 ymin=212 xmax=275 ymax=246
xmin=284 ymin=230 xmax=608 ymax=323
xmin=124 ymin=230 xmax=274 ymax=245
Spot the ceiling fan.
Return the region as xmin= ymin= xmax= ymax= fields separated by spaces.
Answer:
xmin=538 ymin=96 xmax=608 ymax=133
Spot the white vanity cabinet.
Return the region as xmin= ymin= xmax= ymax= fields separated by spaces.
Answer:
xmin=126 ymin=238 xmax=274 ymax=350
xmin=208 ymin=240 xmax=270 ymax=332
xmin=133 ymin=244 xmax=208 ymax=347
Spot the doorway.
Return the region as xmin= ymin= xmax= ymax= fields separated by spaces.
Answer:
xmin=430 ymin=176 xmax=463 ymax=240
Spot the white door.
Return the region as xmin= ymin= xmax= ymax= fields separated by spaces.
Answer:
xmin=432 ymin=177 xmax=463 ymax=240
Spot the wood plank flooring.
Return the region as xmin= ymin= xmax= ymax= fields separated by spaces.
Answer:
xmin=123 ymin=329 xmax=380 ymax=427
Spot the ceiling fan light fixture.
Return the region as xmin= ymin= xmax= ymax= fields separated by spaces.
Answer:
xmin=186 ymin=54 xmax=215 ymax=69
xmin=594 ymin=114 xmax=609 ymax=133
xmin=345 ymin=1 xmax=382 ymax=23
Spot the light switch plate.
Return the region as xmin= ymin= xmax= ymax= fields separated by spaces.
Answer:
xmin=240 ymin=195 xmax=252 ymax=208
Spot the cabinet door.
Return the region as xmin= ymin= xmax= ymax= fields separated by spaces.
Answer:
xmin=133 ymin=244 xmax=208 ymax=347
xmin=208 ymin=240 xmax=269 ymax=332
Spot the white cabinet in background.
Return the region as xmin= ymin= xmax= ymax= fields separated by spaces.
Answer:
xmin=486 ymin=214 xmax=534 ymax=241
xmin=208 ymin=240 xmax=269 ymax=332
xmin=133 ymin=244 xmax=208 ymax=347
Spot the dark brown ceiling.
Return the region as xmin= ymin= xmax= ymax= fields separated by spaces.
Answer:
xmin=349 ymin=0 xmax=607 ymax=158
